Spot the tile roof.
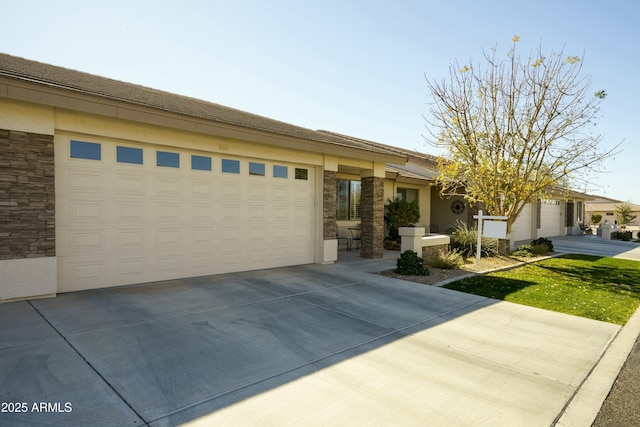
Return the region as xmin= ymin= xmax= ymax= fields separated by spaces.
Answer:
xmin=0 ymin=52 xmax=406 ymax=160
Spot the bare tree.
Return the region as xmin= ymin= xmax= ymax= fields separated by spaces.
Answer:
xmin=424 ymin=36 xmax=620 ymax=239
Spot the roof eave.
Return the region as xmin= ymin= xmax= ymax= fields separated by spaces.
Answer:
xmin=0 ymin=76 xmax=406 ymax=164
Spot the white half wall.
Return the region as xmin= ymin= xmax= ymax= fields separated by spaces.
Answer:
xmin=0 ymin=257 xmax=57 ymax=302
xmin=323 ymin=239 xmax=338 ymax=264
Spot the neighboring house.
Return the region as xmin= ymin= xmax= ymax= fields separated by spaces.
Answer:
xmin=0 ymin=53 xmax=590 ymax=301
xmin=586 ymin=197 xmax=640 ymax=227
xmin=509 ymin=189 xmax=593 ymax=243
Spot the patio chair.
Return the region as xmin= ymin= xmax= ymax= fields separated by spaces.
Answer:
xmin=336 ymin=232 xmax=352 ymax=252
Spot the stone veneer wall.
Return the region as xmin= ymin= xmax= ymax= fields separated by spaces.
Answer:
xmin=323 ymin=170 xmax=337 ymax=240
xmin=0 ymin=129 xmax=55 ymax=260
xmin=360 ymin=176 xmax=384 ymax=258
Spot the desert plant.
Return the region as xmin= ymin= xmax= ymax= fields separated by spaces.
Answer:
xmin=531 ymin=237 xmax=554 ymax=253
xmin=384 ymin=197 xmax=421 ymax=241
xmin=615 ymin=203 xmax=637 ymax=229
xmin=511 ymin=245 xmax=535 ymax=257
xmin=450 ymin=221 xmax=498 ymax=258
xmin=429 ymin=249 xmax=464 ymax=269
xmin=396 ymin=250 xmax=429 ymax=276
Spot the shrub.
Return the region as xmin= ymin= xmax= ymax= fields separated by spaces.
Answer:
xmin=429 ymin=249 xmax=464 ymax=269
xmin=637 ymin=231 xmax=640 ymax=239
xmin=612 ymin=231 xmax=632 ymax=241
xmin=450 ymin=221 xmax=498 ymax=258
xmin=396 ymin=250 xmax=429 ymax=276
xmin=384 ymin=197 xmax=421 ymax=241
xmin=531 ymin=237 xmax=553 ymax=253
xmin=511 ymin=245 xmax=535 ymax=257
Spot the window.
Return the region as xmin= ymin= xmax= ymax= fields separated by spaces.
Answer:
xmin=156 ymin=151 xmax=180 ymax=168
xmin=117 ymin=146 xmax=143 ymax=164
xmin=273 ymin=165 xmax=288 ymax=178
xmin=396 ymin=188 xmax=418 ymax=204
xmin=222 ymin=159 xmax=240 ymax=174
xmin=249 ymin=162 xmax=265 ymax=176
xmin=70 ymin=140 xmax=101 ymax=160
xmin=191 ymin=155 xmax=212 ymax=171
xmin=336 ymin=180 xmax=361 ymax=220
xmin=295 ymin=168 xmax=308 ymax=180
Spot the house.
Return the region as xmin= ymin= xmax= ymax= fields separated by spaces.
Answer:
xmin=0 ymin=53 xmax=589 ymax=302
xmin=0 ymin=53 xmax=410 ymax=302
xmin=586 ymin=196 xmax=640 ymax=228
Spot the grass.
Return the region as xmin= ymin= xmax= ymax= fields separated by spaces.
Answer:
xmin=444 ymin=254 xmax=640 ymax=325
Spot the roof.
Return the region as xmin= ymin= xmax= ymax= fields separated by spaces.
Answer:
xmin=0 ymin=52 xmax=406 ymax=161
xmin=318 ymin=130 xmax=440 ymax=164
xmin=586 ymin=202 xmax=640 ymax=212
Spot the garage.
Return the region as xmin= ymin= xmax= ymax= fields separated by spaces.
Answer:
xmin=510 ymin=202 xmax=534 ymax=241
xmin=55 ymin=137 xmax=316 ymax=292
xmin=538 ymin=199 xmax=563 ymax=238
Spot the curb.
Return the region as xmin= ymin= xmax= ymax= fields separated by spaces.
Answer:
xmin=555 ymin=306 xmax=640 ymax=426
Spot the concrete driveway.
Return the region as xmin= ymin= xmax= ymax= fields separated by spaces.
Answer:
xmin=550 ymin=234 xmax=640 ymax=261
xmin=0 ymin=249 xmax=626 ymax=426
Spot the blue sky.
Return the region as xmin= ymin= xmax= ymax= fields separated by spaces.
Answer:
xmin=2 ymin=0 xmax=638 ymax=202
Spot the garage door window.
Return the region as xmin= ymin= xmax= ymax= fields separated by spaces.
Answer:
xmin=295 ymin=168 xmax=308 ymax=180
xmin=70 ymin=140 xmax=101 ymax=160
xmin=222 ymin=159 xmax=240 ymax=174
xmin=273 ymin=165 xmax=288 ymax=178
xmin=157 ymin=151 xmax=180 ymax=168
xmin=249 ymin=162 xmax=265 ymax=176
xmin=117 ymin=146 xmax=143 ymax=164
xmin=191 ymin=155 xmax=212 ymax=171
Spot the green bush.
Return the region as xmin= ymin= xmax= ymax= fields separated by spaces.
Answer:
xmin=511 ymin=245 xmax=535 ymax=257
xmin=531 ymin=237 xmax=553 ymax=253
xmin=637 ymin=231 xmax=640 ymax=239
xmin=429 ymin=249 xmax=464 ymax=269
xmin=611 ymin=231 xmax=632 ymax=241
xmin=450 ymin=221 xmax=498 ymax=258
xmin=396 ymin=250 xmax=429 ymax=276
xmin=384 ymin=197 xmax=421 ymax=241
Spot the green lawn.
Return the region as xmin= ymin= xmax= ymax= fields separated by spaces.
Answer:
xmin=444 ymin=254 xmax=640 ymax=325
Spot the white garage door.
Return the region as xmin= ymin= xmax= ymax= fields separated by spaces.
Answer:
xmin=539 ymin=200 xmax=562 ymax=238
xmin=56 ymin=138 xmax=316 ymax=292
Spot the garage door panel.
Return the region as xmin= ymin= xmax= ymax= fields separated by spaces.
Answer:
xmin=540 ymin=201 xmax=561 ymax=237
xmin=57 ymin=139 xmax=316 ymax=292
xmin=116 ymin=229 xmax=147 ymax=251
xmin=67 ymin=170 xmax=104 ymax=193
xmin=115 ymin=173 xmax=147 ymax=195
xmin=115 ymin=201 xmax=147 ymax=222
xmin=188 ymin=227 xmax=215 ymax=247
xmin=58 ymin=256 xmax=109 ymax=292
xmin=190 ymin=204 xmax=215 ymax=222
xmin=117 ymin=257 xmax=147 ymax=280
xmin=190 ymin=180 xmax=216 ymax=198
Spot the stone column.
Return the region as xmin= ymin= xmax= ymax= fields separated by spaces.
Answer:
xmin=323 ymin=170 xmax=337 ymax=240
xmin=360 ymin=176 xmax=384 ymax=258
xmin=0 ymin=129 xmax=57 ymax=301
